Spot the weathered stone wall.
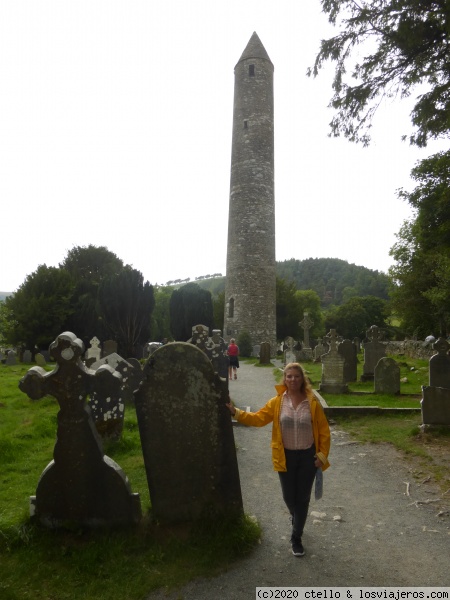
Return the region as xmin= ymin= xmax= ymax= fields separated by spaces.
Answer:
xmin=384 ymin=340 xmax=436 ymax=361
xmin=224 ymin=33 xmax=276 ymax=353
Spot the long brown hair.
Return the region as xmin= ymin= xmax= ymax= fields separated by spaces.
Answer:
xmin=283 ymin=362 xmax=313 ymax=395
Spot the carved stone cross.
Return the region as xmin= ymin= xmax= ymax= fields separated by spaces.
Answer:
xmin=367 ymin=324 xmax=381 ymax=342
xmin=325 ymin=329 xmax=339 ymax=353
xmin=19 ymin=331 xmax=141 ymax=528
xmin=299 ymin=311 xmax=314 ymax=349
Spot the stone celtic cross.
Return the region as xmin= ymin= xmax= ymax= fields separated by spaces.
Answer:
xmin=299 ymin=311 xmax=314 ymax=349
xmin=19 ymin=331 xmax=141 ymax=528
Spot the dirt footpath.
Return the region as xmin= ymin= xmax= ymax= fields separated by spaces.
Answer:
xmin=148 ymin=362 xmax=450 ymax=599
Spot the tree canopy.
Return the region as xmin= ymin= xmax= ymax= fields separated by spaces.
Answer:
xmin=5 ymin=265 xmax=74 ymax=349
xmin=310 ymin=0 xmax=450 ymax=146
xmin=276 ymin=258 xmax=389 ymax=305
xmin=276 ymin=278 xmax=324 ymax=340
xmin=390 ymin=150 xmax=450 ymax=335
xmin=325 ymin=295 xmax=390 ymax=339
xmin=62 ymin=245 xmax=126 ymax=343
xmin=98 ymin=267 xmax=154 ymax=357
xmin=169 ymin=282 xmax=214 ymax=341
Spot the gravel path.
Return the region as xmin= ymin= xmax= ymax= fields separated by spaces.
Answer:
xmin=148 ymin=361 xmax=450 ymax=599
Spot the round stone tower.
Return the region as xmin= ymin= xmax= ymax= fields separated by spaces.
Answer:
xmin=224 ymin=32 xmax=277 ymax=354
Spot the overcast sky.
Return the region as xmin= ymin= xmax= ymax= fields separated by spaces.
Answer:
xmin=0 ymin=1 xmax=446 ymax=292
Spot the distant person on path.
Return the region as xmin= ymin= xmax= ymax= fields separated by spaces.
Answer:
xmin=227 ymin=338 xmax=240 ymax=380
xmin=226 ymin=362 xmax=330 ymax=557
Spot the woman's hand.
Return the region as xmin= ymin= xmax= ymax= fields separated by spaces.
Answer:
xmin=314 ymin=456 xmax=323 ymax=468
xmin=226 ymin=400 xmax=236 ymax=416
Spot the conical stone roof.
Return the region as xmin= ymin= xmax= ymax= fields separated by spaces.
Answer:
xmin=236 ymin=31 xmax=273 ymax=66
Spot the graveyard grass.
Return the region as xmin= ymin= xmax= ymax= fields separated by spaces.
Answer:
xmin=0 ymin=364 xmax=260 ymax=600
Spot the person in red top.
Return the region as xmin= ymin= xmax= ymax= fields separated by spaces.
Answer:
xmin=227 ymin=338 xmax=240 ymax=380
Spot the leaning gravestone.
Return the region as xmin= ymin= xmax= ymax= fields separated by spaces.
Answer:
xmin=134 ymin=342 xmax=243 ymax=523
xmin=319 ymin=329 xmax=348 ymax=394
xmin=374 ymin=357 xmax=400 ymax=395
xmin=338 ymin=339 xmax=358 ymax=382
xmin=18 ymin=331 xmax=141 ymax=528
xmin=361 ymin=325 xmax=386 ymax=381
xmin=91 ymin=352 xmax=129 ymax=372
xmin=429 ymin=337 xmax=450 ymax=389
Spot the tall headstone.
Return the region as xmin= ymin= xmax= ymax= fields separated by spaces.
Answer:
xmin=134 ymin=342 xmax=243 ymax=523
xmin=421 ymin=386 xmax=450 ymax=427
xmin=18 ymin=332 xmax=141 ymax=528
xmin=223 ymin=32 xmax=276 ymax=353
xmin=259 ymin=341 xmax=271 ymax=365
xmin=338 ymin=339 xmax=358 ymax=382
xmin=22 ymin=350 xmax=32 ymax=364
xmin=429 ymin=337 xmax=450 ymax=389
xmin=361 ymin=325 xmax=386 ymax=381
xmin=319 ymin=329 xmax=348 ymax=394
xmin=374 ymin=357 xmax=400 ymax=395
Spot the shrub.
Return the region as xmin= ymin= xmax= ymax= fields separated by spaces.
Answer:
xmin=237 ymin=331 xmax=252 ymax=357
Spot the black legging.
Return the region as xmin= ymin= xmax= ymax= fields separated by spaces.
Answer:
xmin=278 ymin=445 xmax=317 ymax=541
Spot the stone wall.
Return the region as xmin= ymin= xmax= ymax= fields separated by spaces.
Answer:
xmin=384 ymin=340 xmax=436 ymax=361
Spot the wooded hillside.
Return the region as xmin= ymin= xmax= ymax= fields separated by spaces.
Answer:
xmin=195 ymin=258 xmax=390 ymax=306
xmin=276 ymin=258 xmax=390 ymax=305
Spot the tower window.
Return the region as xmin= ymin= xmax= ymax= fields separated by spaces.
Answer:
xmin=249 ymin=64 xmax=255 ymax=77
xmin=244 ymin=120 xmax=248 ymax=129
xmin=228 ymin=298 xmax=234 ymax=318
